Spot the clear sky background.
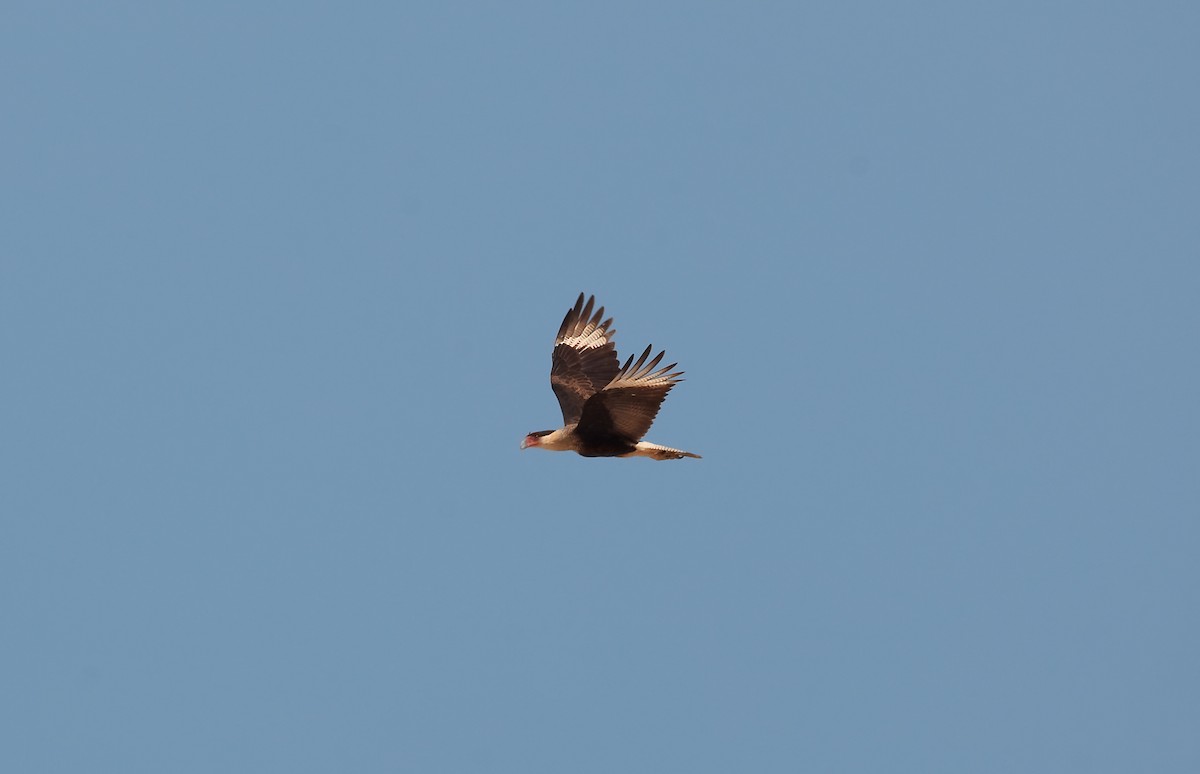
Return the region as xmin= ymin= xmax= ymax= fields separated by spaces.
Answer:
xmin=3 ymin=3 xmax=1197 ymax=772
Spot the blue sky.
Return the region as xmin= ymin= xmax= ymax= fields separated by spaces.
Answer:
xmin=3 ymin=2 xmax=1198 ymax=772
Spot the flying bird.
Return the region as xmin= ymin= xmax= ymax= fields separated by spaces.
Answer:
xmin=521 ymin=293 xmax=700 ymax=460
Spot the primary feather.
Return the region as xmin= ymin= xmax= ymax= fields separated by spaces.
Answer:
xmin=550 ymin=293 xmax=619 ymax=425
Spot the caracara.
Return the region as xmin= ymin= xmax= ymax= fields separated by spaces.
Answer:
xmin=521 ymin=293 xmax=700 ymax=461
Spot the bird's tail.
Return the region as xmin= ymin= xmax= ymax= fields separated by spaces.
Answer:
xmin=631 ymin=441 xmax=702 ymax=461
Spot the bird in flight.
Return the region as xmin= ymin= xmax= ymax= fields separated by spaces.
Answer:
xmin=521 ymin=293 xmax=700 ymax=460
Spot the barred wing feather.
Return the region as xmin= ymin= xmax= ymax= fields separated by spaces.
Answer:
xmin=549 ymin=293 xmax=619 ymax=425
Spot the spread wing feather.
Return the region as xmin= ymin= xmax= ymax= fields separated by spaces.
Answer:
xmin=550 ymin=293 xmax=620 ymax=425
xmin=576 ymin=344 xmax=685 ymax=443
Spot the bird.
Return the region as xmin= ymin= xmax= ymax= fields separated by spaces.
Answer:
xmin=521 ymin=293 xmax=700 ymax=460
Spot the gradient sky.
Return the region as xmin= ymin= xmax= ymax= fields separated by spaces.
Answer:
xmin=3 ymin=3 xmax=1198 ymax=772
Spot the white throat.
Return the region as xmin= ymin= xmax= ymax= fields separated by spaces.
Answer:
xmin=536 ymin=427 xmax=579 ymax=452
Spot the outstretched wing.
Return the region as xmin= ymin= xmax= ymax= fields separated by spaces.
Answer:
xmin=576 ymin=344 xmax=684 ymax=443
xmin=550 ymin=293 xmax=620 ymax=425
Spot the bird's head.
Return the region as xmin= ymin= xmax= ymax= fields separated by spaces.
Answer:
xmin=521 ymin=430 xmax=552 ymax=450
